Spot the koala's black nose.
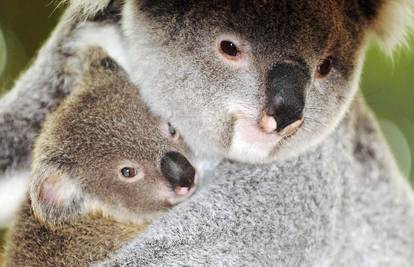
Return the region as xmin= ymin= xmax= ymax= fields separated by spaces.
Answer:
xmin=265 ymin=62 xmax=310 ymax=134
xmin=160 ymin=151 xmax=195 ymax=188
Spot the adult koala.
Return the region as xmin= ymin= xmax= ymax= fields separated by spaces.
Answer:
xmin=1 ymin=0 xmax=414 ymax=266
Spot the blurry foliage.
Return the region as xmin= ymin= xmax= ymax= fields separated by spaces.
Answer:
xmin=361 ymin=40 xmax=414 ymax=184
xmin=0 ymin=228 xmax=5 ymax=261
xmin=0 ymin=0 xmax=62 ymax=95
xmin=0 ymin=0 xmax=413 ymax=184
xmin=0 ymin=228 xmax=4 ymax=244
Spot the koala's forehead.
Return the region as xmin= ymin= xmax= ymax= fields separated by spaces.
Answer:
xmin=71 ymin=120 xmax=168 ymax=163
xmin=139 ymin=0 xmax=359 ymax=52
xmin=49 ymin=89 xmax=172 ymax=166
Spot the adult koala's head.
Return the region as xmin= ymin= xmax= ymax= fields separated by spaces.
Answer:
xmin=73 ymin=0 xmax=413 ymax=164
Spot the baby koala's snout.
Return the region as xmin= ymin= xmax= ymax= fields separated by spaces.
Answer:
xmin=160 ymin=151 xmax=196 ymax=192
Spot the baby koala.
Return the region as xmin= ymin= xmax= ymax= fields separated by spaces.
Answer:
xmin=5 ymin=46 xmax=197 ymax=267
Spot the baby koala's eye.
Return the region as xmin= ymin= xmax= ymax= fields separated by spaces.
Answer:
xmin=316 ymin=56 xmax=334 ymax=79
xmin=121 ymin=167 xmax=137 ymax=178
xmin=118 ymin=161 xmax=145 ymax=183
xmin=220 ymin=40 xmax=239 ymax=58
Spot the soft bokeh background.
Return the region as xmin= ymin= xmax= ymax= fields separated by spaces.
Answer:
xmin=0 ymin=0 xmax=413 ymax=259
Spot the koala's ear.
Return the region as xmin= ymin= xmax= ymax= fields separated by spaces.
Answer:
xmin=359 ymin=0 xmax=413 ymax=53
xmin=62 ymin=0 xmax=119 ymax=19
xmin=29 ymin=167 xmax=86 ymax=226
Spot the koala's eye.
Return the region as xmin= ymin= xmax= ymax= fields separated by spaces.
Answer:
xmin=167 ymin=123 xmax=180 ymax=141
xmin=316 ymin=57 xmax=334 ymax=79
xmin=118 ymin=161 xmax=144 ymax=182
xmin=120 ymin=167 xmax=137 ymax=178
xmin=162 ymin=122 xmax=179 ymax=142
xmin=220 ymin=41 xmax=239 ymax=58
xmin=168 ymin=122 xmax=177 ymax=137
xmin=216 ymin=35 xmax=249 ymax=68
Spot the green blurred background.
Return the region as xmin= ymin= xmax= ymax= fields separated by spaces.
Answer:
xmin=0 ymin=0 xmax=413 ymax=260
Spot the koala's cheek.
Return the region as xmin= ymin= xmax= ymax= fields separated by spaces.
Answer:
xmin=227 ymin=119 xmax=282 ymax=164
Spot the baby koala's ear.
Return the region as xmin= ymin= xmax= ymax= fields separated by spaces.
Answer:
xmin=359 ymin=0 xmax=413 ymax=53
xmin=29 ymin=166 xmax=86 ymax=226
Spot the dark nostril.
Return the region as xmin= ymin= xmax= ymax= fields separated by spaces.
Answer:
xmin=277 ymin=117 xmax=304 ymax=137
xmin=160 ymin=151 xmax=195 ymax=188
xmin=274 ymin=111 xmax=303 ymax=132
xmin=265 ymin=101 xmax=303 ymax=132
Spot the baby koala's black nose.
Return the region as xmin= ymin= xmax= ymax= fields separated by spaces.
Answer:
xmin=160 ymin=151 xmax=195 ymax=189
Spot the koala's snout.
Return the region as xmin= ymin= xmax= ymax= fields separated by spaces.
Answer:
xmin=160 ymin=151 xmax=196 ymax=190
xmin=264 ymin=62 xmax=310 ymax=134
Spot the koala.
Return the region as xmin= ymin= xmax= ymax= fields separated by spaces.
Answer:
xmin=1 ymin=0 xmax=414 ymax=265
xmin=4 ymin=46 xmax=198 ymax=267
xmin=1 ymin=1 xmax=411 ymax=174
xmin=115 ymin=0 xmax=412 ymax=163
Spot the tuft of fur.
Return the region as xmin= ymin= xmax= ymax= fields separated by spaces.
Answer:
xmin=371 ymin=0 xmax=414 ymax=53
xmin=61 ymin=0 xmax=112 ymax=19
xmin=29 ymin=166 xmax=86 ymax=227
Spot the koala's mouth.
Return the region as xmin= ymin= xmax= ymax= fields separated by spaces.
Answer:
xmin=227 ymin=116 xmax=303 ymax=163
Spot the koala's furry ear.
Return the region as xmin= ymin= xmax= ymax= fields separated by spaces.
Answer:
xmin=29 ymin=166 xmax=86 ymax=226
xmin=61 ymin=0 xmax=115 ymax=19
xmin=360 ymin=0 xmax=414 ymax=53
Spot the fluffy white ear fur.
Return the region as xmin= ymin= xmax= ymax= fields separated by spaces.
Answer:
xmin=29 ymin=166 xmax=85 ymax=225
xmin=372 ymin=0 xmax=414 ymax=53
xmin=62 ymin=0 xmax=112 ymax=18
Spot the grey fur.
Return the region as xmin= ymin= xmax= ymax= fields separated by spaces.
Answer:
xmin=98 ymin=101 xmax=414 ymax=267
xmin=0 ymin=10 xmax=77 ymax=176
xmin=0 ymin=8 xmax=120 ymax=178
xmin=1 ymin=0 xmax=414 ymax=266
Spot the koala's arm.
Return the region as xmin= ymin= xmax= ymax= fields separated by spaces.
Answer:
xmin=0 ymin=11 xmax=78 ymax=176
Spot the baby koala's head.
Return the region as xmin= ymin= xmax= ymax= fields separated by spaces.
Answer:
xmin=30 ymin=47 xmax=198 ymax=225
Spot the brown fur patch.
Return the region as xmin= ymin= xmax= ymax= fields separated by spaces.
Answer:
xmin=5 ymin=199 xmax=146 ymax=267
